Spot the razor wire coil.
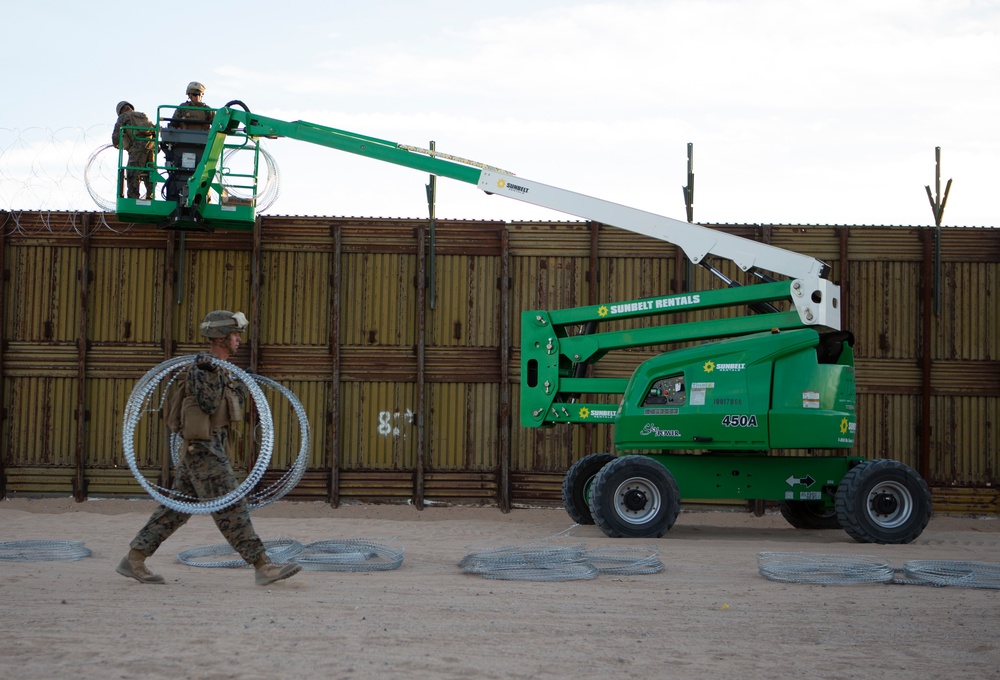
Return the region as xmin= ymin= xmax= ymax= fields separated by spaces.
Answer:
xmin=757 ymin=552 xmax=895 ymax=585
xmin=123 ymin=355 xmax=274 ymax=515
xmin=902 ymin=560 xmax=1000 ymax=589
xmin=459 ymin=528 xmax=665 ymax=581
xmin=177 ymin=538 xmax=404 ymax=572
xmin=0 ymin=539 xmax=92 ymax=562
xmin=295 ymin=539 xmax=405 ymax=572
xmin=758 ymin=552 xmax=1000 ymax=589
xmin=165 ymin=372 xmax=310 ymax=512
xmin=177 ymin=538 xmax=303 ymax=568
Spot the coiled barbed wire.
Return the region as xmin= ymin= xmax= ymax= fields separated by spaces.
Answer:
xmin=177 ymin=538 xmax=404 ymax=572
xmin=902 ymin=560 xmax=1000 ymax=589
xmin=460 ymin=544 xmax=599 ymax=581
xmin=165 ymin=373 xmax=310 ymax=512
xmin=459 ymin=526 xmax=664 ymax=581
xmin=123 ymin=355 xmax=274 ymax=514
xmin=295 ymin=539 xmax=405 ymax=572
xmin=757 ymin=552 xmax=895 ymax=585
xmin=585 ymin=546 xmax=665 ymax=576
xmin=177 ymin=538 xmax=303 ymax=568
xmin=758 ymin=553 xmax=1000 ymax=589
xmin=0 ymin=539 xmax=92 ymax=562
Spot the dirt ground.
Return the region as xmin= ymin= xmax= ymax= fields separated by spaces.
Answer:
xmin=0 ymin=497 xmax=997 ymax=680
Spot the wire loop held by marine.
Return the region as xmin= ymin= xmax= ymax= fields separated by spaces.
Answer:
xmin=0 ymin=539 xmax=93 ymax=562
xmin=122 ymin=354 xmax=274 ymax=515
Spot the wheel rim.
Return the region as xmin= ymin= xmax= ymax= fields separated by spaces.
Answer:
xmin=864 ymin=480 xmax=912 ymax=528
xmin=611 ymin=476 xmax=662 ymax=525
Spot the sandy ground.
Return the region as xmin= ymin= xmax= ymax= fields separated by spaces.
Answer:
xmin=0 ymin=498 xmax=997 ymax=680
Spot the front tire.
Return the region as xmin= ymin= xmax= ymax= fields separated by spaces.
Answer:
xmin=562 ymin=453 xmax=616 ymax=525
xmin=589 ymin=455 xmax=680 ymax=538
xmin=835 ymin=459 xmax=932 ymax=544
xmin=778 ymin=500 xmax=841 ymax=530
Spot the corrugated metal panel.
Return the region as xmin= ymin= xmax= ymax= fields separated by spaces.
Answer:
xmin=849 ymin=260 xmax=922 ymax=360
xmin=425 ymin=382 xmax=500 ymax=470
xmin=259 ymin=249 xmax=331 ymax=346
xmin=172 ymin=246 xmax=253 ymax=343
xmin=854 ymin=392 xmax=920 ymax=470
xmin=930 ymin=395 xmax=999 ymax=485
xmin=340 ymin=251 xmax=417 ymax=346
xmin=4 ymin=376 xmax=77 ymax=466
xmin=339 ymin=381 xmax=417 ymax=470
xmin=5 ymin=245 xmax=81 ymax=342
xmin=89 ymin=247 xmax=164 ymax=342
xmin=936 ymin=262 xmax=1000 ymax=361
xmin=428 ymin=254 xmax=501 ymax=347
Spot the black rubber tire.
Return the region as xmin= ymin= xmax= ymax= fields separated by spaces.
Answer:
xmin=562 ymin=453 xmax=616 ymax=525
xmin=778 ymin=500 xmax=841 ymax=530
xmin=835 ymin=459 xmax=932 ymax=544
xmin=589 ymin=455 xmax=680 ymax=538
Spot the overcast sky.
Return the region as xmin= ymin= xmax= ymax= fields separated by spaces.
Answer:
xmin=1 ymin=0 xmax=997 ymax=227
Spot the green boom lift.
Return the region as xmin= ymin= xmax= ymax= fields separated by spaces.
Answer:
xmin=114 ymin=104 xmax=932 ymax=543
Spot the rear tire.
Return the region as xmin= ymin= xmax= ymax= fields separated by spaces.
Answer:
xmin=835 ymin=459 xmax=932 ymax=544
xmin=562 ymin=453 xmax=616 ymax=525
xmin=589 ymin=456 xmax=680 ymax=538
xmin=778 ymin=500 xmax=841 ymax=530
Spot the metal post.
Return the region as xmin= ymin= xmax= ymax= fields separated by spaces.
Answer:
xmin=415 ymin=224 xmax=426 ymax=510
xmin=924 ymin=147 xmax=951 ymax=317
xmin=0 ymin=213 xmax=8 ymax=498
xmin=425 ymin=141 xmax=437 ymax=310
xmin=499 ymin=226 xmax=512 ymax=512
xmin=327 ymin=223 xmax=342 ymax=507
xmin=73 ymin=215 xmax=91 ymax=502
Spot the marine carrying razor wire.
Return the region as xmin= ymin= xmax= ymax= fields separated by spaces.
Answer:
xmin=122 ymin=355 xmax=312 ymax=514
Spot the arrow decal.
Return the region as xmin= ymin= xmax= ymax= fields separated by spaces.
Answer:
xmin=785 ymin=475 xmax=816 ymax=488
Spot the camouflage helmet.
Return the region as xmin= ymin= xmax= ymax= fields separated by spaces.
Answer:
xmin=116 ymin=101 xmax=133 ymax=116
xmin=199 ymin=310 xmax=248 ymax=338
xmin=186 ymin=81 xmax=206 ymax=95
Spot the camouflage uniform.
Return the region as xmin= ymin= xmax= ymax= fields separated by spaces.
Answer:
xmin=112 ymin=107 xmax=156 ymax=199
xmin=168 ymin=99 xmax=215 ymax=130
xmin=128 ymin=355 xmax=266 ymax=565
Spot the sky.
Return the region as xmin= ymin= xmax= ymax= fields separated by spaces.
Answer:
xmin=1 ymin=0 xmax=997 ymax=227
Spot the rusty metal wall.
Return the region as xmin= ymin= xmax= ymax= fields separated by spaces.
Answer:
xmin=0 ymin=214 xmax=997 ymax=512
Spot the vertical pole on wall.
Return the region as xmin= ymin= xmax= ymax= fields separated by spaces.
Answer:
xmin=73 ymin=214 xmax=91 ymax=502
xmin=425 ymin=141 xmax=437 ymax=310
xmin=924 ymin=147 xmax=951 ymax=317
xmin=160 ymin=230 xmax=176 ymax=488
xmin=498 ymin=226 xmax=512 ymax=512
xmin=327 ymin=223 xmax=342 ymax=507
xmin=415 ymin=225 xmax=427 ymax=510
xmin=0 ymin=213 xmax=8 ymax=499
xmin=919 ymin=229 xmax=933 ymax=482
xmin=250 ymin=217 xmax=263 ymax=375
xmin=680 ymin=143 xmax=695 ymax=293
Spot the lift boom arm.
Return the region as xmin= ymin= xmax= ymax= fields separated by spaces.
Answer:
xmin=182 ymin=106 xmax=840 ymax=330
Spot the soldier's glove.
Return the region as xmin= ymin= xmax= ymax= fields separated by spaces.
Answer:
xmin=194 ymin=353 xmax=216 ymax=371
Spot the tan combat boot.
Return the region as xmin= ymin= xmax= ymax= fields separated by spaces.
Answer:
xmin=116 ymin=548 xmax=165 ymax=584
xmin=253 ymin=554 xmax=302 ymax=586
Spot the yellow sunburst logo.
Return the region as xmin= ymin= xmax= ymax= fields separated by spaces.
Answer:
xmin=597 ymin=305 xmax=609 ymax=317
xmin=703 ymin=360 xmax=716 ymax=373
xmin=579 ymin=407 xmax=590 ymax=419
xmin=497 ymin=179 xmax=506 ymax=189
xmin=840 ymin=417 xmax=849 ymax=434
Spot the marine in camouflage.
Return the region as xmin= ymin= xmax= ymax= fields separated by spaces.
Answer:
xmin=112 ymin=105 xmax=155 ymax=199
xmin=128 ymin=357 xmax=265 ymax=565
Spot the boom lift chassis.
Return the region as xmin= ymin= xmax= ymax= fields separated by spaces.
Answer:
xmin=114 ymin=105 xmax=932 ymax=543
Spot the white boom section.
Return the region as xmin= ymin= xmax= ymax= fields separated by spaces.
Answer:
xmin=477 ymin=169 xmax=841 ymax=330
